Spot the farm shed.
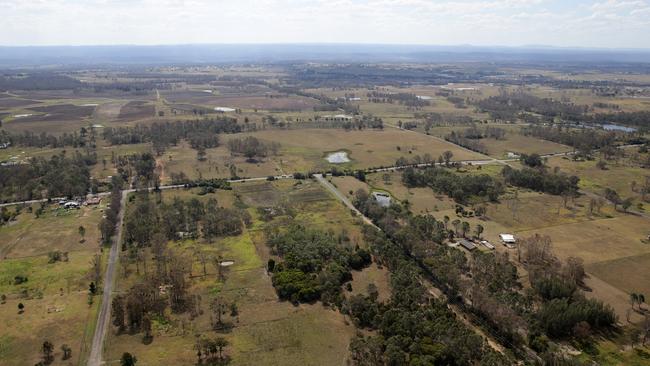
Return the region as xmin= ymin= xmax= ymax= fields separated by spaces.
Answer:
xmin=458 ymin=239 xmax=477 ymax=251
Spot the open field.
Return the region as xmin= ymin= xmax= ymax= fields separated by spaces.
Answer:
xmin=226 ymin=128 xmax=485 ymax=170
xmin=425 ymin=125 xmax=573 ymax=158
xmin=546 ymin=155 xmax=650 ymax=206
xmin=0 ymin=202 xmax=106 ymax=365
xmin=0 ymin=204 xmax=104 ymax=259
xmin=158 ymin=128 xmax=485 ymax=183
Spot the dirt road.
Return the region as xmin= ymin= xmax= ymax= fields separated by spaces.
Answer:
xmin=86 ymin=190 xmax=127 ymax=366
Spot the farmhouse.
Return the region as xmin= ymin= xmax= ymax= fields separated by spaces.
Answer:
xmin=322 ymin=114 xmax=353 ymax=122
xmin=372 ymin=192 xmax=392 ymax=207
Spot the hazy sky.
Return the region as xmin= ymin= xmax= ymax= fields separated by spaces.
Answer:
xmin=1 ymin=0 xmax=649 ymax=48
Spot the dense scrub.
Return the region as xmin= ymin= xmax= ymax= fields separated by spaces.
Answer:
xmin=266 ymin=224 xmax=371 ymax=304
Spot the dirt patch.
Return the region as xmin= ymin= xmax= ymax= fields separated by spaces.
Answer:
xmin=235 ymin=182 xmax=281 ymax=206
xmin=95 ymin=101 xmax=127 ymax=120
xmin=17 ymin=104 xmax=95 ymax=122
xmin=118 ymin=101 xmax=155 ymax=120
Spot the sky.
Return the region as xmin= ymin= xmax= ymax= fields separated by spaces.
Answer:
xmin=1 ymin=0 xmax=649 ymax=48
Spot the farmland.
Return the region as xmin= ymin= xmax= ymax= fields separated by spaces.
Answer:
xmin=1 ymin=60 xmax=650 ymax=365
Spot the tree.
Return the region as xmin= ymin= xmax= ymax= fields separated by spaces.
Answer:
xmin=78 ymin=225 xmax=86 ymax=242
xmin=41 ymin=341 xmax=54 ymax=364
xmin=451 ymin=219 xmax=461 ymax=236
xmin=121 ymin=352 xmax=137 ymax=366
xmin=604 ymin=188 xmax=621 ymax=210
xmin=474 ymin=224 xmax=484 ymax=239
xmin=442 ymin=150 xmax=453 ymax=166
xmin=89 ymin=282 xmax=97 ymax=295
xmin=61 ymin=344 xmax=72 ymax=360
xmin=214 ymin=337 xmax=229 ymax=360
xmin=633 ymin=293 xmax=640 ymax=310
xmin=461 ymin=221 xmax=470 ymax=238
xmin=112 ymin=295 xmax=126 ymax=332
xmin=18 ymin=302 xmax=24 ymax=314
xmin=622 ymin=197 xmax=633 ymax=212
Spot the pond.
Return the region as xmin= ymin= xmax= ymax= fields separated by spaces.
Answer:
xmin=326 ymin=151 xmax=350 ymax=163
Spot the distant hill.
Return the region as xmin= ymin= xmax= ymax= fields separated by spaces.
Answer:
xmin=1 ymin=44 xmax=650 ymax=67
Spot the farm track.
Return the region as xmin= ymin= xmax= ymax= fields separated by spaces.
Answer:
xmin=86 ymin=190 xmax=126 ymax=366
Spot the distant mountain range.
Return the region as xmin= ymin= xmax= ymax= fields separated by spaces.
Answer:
xmin=1 ymin=44 xmax=649 ymax=67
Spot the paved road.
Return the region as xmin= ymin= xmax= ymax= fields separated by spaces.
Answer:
xmin=87 ymin=190 xmax=127 ymax=366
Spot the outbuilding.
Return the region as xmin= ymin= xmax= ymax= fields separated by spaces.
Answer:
xmin=499 ymin=233 xmax=516 ymax=248
xmin=458 ymin=239 xmax=477 ymax=251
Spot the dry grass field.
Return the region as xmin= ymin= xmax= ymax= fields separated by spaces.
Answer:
xmin=546 ymin=155 xmax=650 ymax=206
xmin=226 ymin=128 xmax=485 ymax=169
xmin=425 ymin=125 xmax=573 ymax=158
xmin=0 ymin=203 xmax=106 ymax=365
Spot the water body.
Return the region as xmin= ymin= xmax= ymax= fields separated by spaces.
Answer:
xmin=326 ymin=151 xmax=350 ymax=163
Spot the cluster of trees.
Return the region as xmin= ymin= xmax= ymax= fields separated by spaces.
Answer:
xmin=519 ymin=234 xmax=616 ymax=340
xmin=444 ymin=131 xmax=488 ymax=154
xmin=0 ymin=206 xmax=19 ymax=226
xmin=266 ymin=224 xmax=371 ymax=305
xmin=102 ymin=118 xmax=245 ymax=154
xmin=304 ymin=115 xmax=382 ymax=130
xmin=34 ymin=340 xmax=72 ymax=365
xmin=476 ymin=92 xmax=588 ymax=121
xmin=226 ymin=136 xmax=279 ymax=161
xmin=520 ymin=125 xmax=617 ymax=154
xmin=0 ymin=151 xmax=94 ymax=202
xmin=502 ymin=166 xmax=579 ymax=196
xmin=124 ymin=195 xmax=249 ymax=246
xmin=519 ymin=153 xmax=544 ymax=168
xmin=402 ymin=166 xmax=504 ymax=203
xmin=194 ymin=336 xmax=230 ymax=365
xmin=457 ymin=125 xmax=507 ymax=140
xmin=114 ymin=153 xmax=158 ymax=189
xmin=366 ymin=91 xmax=431 ymax=108
xmin=0 ymin=128 xmax=94 ymax=149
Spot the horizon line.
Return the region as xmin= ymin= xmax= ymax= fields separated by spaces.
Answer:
xmin=1 ymin=42 xmax=650 ymax=52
